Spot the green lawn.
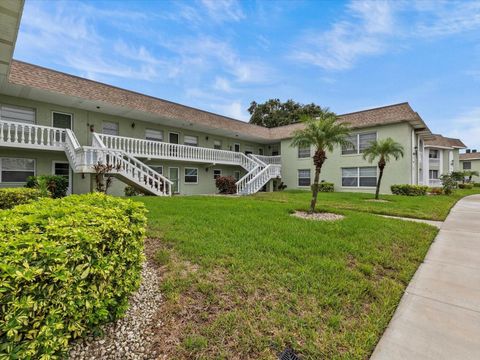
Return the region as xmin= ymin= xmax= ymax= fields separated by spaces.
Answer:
xmin=134 ymin=190 xmax=478 ymax=359
xmin=252 ymin=188 xmax=480 ymax=221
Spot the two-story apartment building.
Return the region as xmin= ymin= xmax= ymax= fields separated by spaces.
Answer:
xmin=460 ymin=150 xmax=480 ymax=183
xmin=0 ymin=3 xmax=467 ymax=196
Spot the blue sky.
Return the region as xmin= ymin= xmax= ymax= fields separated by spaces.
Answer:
xmin=14 ymin=0 xmax=480 ymax=149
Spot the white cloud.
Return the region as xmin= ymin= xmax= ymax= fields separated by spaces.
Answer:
xmin=200 ymin=0 xmax=245 ymax=23
xmin=444 ymin=107 xmax=480 ymax=149
xmin=213 ymin=77 xmax=233 ymax=92
xmin=212 ymin=101 xmax=248 ymax=120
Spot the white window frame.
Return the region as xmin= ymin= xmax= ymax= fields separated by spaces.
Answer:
xmin=184 ymin=135 xmax=198 ymax=147
xmin=463 ymin=161 xmax=472 ymax=170
xmin=341 ymin=167 xmax=377 ymax=188
xmin=52 ymin=161 xmax=72 ymax=194
xmin=213 ymin=169 xmax=222 ymax=179
xmin=102 ymin=121 xmax=119 ymax=136
xmin=0 ymin=157 xmax=36 ymax=183
xmin=297 ymin=145 xmax=311 ymax=159
xmin=297 ymin=169 xmax=311 ymax=187
xmin=342 ymin=132 xmax=377 ymax=155
xmin=429 ymin=169 xmax=439 ymax=180
xmin=169 ymin=132 xmax=180 ymax=144
xmin=213 ymin=140 xmax=222 ymax=150
xmin=150 ymin=165 xmax=163 ymax=175
xmin=184 ymin=167 xmax=198 ymax=184
xmin=145 ymin=129 xmax=164 ymax=142
xmin=51 ymin=111 xmax=73 ymax=129
xmin=0 ymin=104 xmax=36 ymax=124
xmin=429 ymin=149 xmax=439 ymax=159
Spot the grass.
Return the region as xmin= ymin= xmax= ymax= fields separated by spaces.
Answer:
xmin=252 ymin=188 xmax=480 ymax=221
xmin=133 ymin=189 xmax=480 ymax=359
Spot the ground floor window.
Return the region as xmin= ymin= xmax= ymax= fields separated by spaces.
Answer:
xmin=342 ymin=167 xmax=377 ymax=187
xmin=463 ymin=162 xmax=471 ymax=170
xmin=185 ymin=168 xmax=198 ymax=183
xmin=298 ymin=169 xmax=311 ymax=186
xmin=429 ymin=169 xmax=439 ymax=179
xmin=213 ymin=169 xmax=222 ymax=179
xmin=150 ymin=166 xmax=163 ymax=175
xmin=0 ymin=157 xmax=35 ymax=183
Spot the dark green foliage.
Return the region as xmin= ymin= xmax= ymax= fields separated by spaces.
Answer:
xmin=312 ymin=182 xmax=334 ymax=192
xmin=391 ymin=184 xmax=428 ymax=196
xmin=440 ymin=174 xmax=457 ymax=195
xmin=0 ymin=188 xmax=43 ymax=209
xmin=215 ymin=176 xmax=237 ymax=194
xmin=450 ymin=171 xmax=465 ymax=183
xmin=458 ymin=183 xmax=473 ymax=189
xmin=248 ymin=99 xmax=324 ymax=128
xmin=0 ymin=193 xmax=147 ymax=359
xmin=474 ymin=183 xmax=480 ymax=188
xmin=26 ymin=175 xmax=69 ymax=198
xmin=125 ymin=185 xmax=145 ymax=197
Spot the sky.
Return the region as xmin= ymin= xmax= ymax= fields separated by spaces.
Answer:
xmin=13 ymin=0 xmax=480 ymax=149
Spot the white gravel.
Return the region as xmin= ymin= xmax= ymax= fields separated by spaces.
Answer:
xmin=291 ymin=211 xmax=344 ymax=221
xmin=68 ymin=262 xmax=162 ymax=360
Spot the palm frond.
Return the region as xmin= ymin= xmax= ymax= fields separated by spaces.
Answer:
xmin=362 ymin=137 xmax=405 ymax=163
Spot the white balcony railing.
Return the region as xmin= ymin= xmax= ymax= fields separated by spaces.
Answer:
xmin=0 ymin=120 xmax=66 ymax=150
xmin=255 ymin=155 xmax=281 ymax=165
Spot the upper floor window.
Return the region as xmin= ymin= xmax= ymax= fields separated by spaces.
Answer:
xmin=258 ymin=148 xmax=264 ymax=155
xmin=463 ymin=162 xmax=472 ymax=170
xmin=0 ymin=157 xmax=35 ymax=183
xmin=298 ymin=145 xmax=311 ymax=158
xmin=0 ymin=104 xmax=35 ymax=124
xmin=234 ymin=143 xmax=240 ymax=152
xmin=213 ymin=140 xmax=222 ymax=150
xmin=429 ymin=149 xmax=439 ymax=159
xmin=103 ymin=122 xmax=119 ymax=136
xmin=52 ymin=112 xmax=72 ymax=129
xmin=145 ymin=129 xmax=163 ymax=142
xmin=341 ymin=132 xmax=377 ymax=155
xmin=184 ymin=135 xmax=198 ymax=147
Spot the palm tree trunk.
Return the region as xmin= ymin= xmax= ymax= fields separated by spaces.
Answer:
xmin=309 ymin=166 xmax=322 ymax=213
xmin=376 ymin=158 xmax=385 ymax=200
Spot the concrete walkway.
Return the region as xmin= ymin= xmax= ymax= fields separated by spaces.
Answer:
xmin=380 ymin=215 xmax=443 ymax=229
xmin=371 ymin=194 xmax=480 ymax=360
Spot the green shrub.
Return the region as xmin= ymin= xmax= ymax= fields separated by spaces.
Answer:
xmin=0 ymin=188 xmax=43 ymax=209
xmin=391 ymin=184 xmax=428 ymax=196
xmin=428 ymin=187 xmax=443 ymax=195
xmin=312 ymin=182 xmax=334 ymax=193
xmin=215 ymin=176 xmax=237 ymax=194
xmin=474 ymin=182 xmax=480 ymax=188
xmin=26 ymin=175 xmax=69 ymax=198
xmin=124 ymin=185 xmax=145 ymax=197
xmin=440 ymin=174 xmax=456 ymax=195
xmin=458 ymin=183 xmax=474 ymax=189
xmin=0 ymin=193 xmax=147 ymax=359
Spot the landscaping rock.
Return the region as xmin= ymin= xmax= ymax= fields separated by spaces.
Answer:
xmin=68 ymin=262 xmax=162 ymax=360
xmin=291 ymin=211 xmax=344 ymax=221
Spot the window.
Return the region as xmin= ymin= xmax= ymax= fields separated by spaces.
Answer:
xmin=145 ymin=129 xmax=163 ymax=142
xmin=342 ymin=167 xmax=377 ymax=187
xmin=184 ymin=168 xmax=198 ymax=183
xmin=213 ymin=169 xmax=222 ymax=179
xmin=429 ymin=170 xmax=439 ymax=179
xmin=0 ymin=158 xmax=35 ymax=183
xmin=184 ymin=135 xmax=198 ymax=147
xmin=234 ymin=171 xmax=241 ymax=180
xmin=298 ymin=145 xmax=311 ymax=158
xmin=150 ymin=166 xmax=163 ymax=175
xmin=103 ymin=122 xmax=119 ymax=136
xmin=52 ymin=112 xmax=72 ymax=129
xmin=0 ymin=104 xmax=35 ymax=124
xmin=298 ymin=169 xmax=311 ymax=186
xmin=341 ymin=132 xmax=377 ymax=155
xmin=258 ymin=148 xmax=264 ymax=155
xmin=234 ymin=143 xmax=240 ymax=152
xmin=429 ymin=149 xmax=439 ymax=159
xmin=169 ymin=132 xmax=179 ymax=144
xmin=53 ymin=162 xmax=69 ymax=177
xmin=463 ymin=162 xmax=472 ymax=170
xmin=213 ymin=140 xmax=222 ymax=150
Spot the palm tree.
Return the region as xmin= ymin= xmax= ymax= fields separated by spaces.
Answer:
xmin=291 ymin=111 xmax=351 ymax=213
xmin=464 ymin=170 xmax=480 ymax=183
xmin=363 ymin=138 xmax=404 ymax=200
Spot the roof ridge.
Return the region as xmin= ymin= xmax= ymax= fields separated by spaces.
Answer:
xmin=339 ymin=102 xmax=410 ymax=117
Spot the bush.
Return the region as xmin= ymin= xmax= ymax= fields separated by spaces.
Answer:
xmin=0 ymin=193 xmax=147 ymax=359
xmin=124 ymin=185 xmax=145 ymax=197
xmin=391 ymin=184 xmax=428 ymax=196
xmin=215 ymin=176 xmax=237 ymax=194
xmin=312 ymin=182 xmax=334 ymax=193
xmin=0 ymin=188 xmax=43 ymax=209
xmin=440 ymin=174 xmax=456 ymax=195
xmin=474 ymin=182 xmax=480 ymax=188
xmin=458 ymin=183 xmax=474 ymax=189
xmin=428 ymin=187 xmax=443 ymax=195
xmin=26 ymin=175 xmax=69 ymax=198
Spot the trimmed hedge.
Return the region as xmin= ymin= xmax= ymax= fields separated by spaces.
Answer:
xmin=26 ymin=175 xmax=69 ymax=198
xmin=474 ymin=183 xmax=480 ymax=188
xmin=0 ymin=193 xmax=147 ymax=359
xmin=459 ymin=183 xmax=474 ymax=189
xmin=0 ymin=188 xmax=43 ymax=210
xmin=391 ymin=184 xmax=428 ymax=196
xmin=215 ymin=176 xmax=237 ymax=194
xmin=312 ymin=182 xmax=334 ymax=193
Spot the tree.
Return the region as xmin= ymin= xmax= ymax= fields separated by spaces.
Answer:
xmin=291 ymin=111 xmax=351 ymax=213
xmin=248 ymin=99 xmax=324 ymax=128
xmin=464 ymin=170 xmax=479 ymax=183
xmin=363 ymin=138 xmax=405 ymax=200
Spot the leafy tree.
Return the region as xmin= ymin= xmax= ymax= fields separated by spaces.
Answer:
xmin=248 ymin=99 xmax=324 ymax=128
xmin=291 ymin=110 xmax=351 ymax=213
xmin=464 ymin=170 xmax=480 ymax=183
xmin=363 ymin=138 xmax=405 ymax=200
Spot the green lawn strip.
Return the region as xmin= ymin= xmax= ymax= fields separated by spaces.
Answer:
xmin=254 ymin=188 xmax=480 ymax=221
xmin=138 ymin=194 xmax=438 ymax=359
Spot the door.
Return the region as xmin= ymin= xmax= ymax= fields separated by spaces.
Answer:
xmin=169 ymin=132 xmax=179 ymax=144
xmin=53 ymin=161 xmax=72 ymax=194
xmin=169 ymin=167 xmax=179 ymax=193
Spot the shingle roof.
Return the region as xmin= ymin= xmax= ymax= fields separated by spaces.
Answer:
xmin=460 ymin=152 xmax=480 ymax=161
xmin=424 ymin=134 xmax=466 ymax=149
xmin=8 ymin=61 xmax=431 ymax=141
